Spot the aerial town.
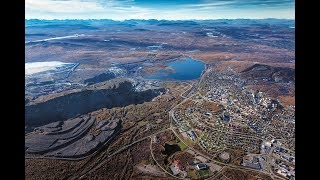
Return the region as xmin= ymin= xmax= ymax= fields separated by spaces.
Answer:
xmin=25 ymin=18 xmax=295 ymax=180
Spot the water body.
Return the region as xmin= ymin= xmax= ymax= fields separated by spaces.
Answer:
xmin=162 ymin=143 xmax=181 ymax=164
xmin=145 ymin=58 xmax=205 ymax=80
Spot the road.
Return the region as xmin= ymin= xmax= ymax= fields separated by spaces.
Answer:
xmin=26 ymin=70 xmax=289 ymax=180
xmin=149 ymin=135 xmax=185 ymax=180
xmin=77 ymin=128 xmax=170 ymax=179
xmin=167 ymin=75 xmax=287 ymax=180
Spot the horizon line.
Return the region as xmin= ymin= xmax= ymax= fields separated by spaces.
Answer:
xmin=25 ymin=18 xmax=295 ymax=21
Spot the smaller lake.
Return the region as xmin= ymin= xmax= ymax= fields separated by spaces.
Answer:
xmin=144 ymin=58 xmax=205 ymax=80
xmin=162 ymin=143 xmax=181 ymax=164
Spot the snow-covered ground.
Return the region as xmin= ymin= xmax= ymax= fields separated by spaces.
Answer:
xmin=25 ymin=61 xmax=76 ymax=76
xmin=25 ymin=34 xmax=85 ymax=43
xmin=25 ymin=61 xmax=80 ymax=97
xmin=108 ymin=66 xmax=126 ymax=76
xmin=206 ymin=32 xmax=218 ymax=38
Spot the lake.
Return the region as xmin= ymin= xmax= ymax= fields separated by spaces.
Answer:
xmin=162 ymin=143 xmax=181 ymax=164
xmin=144 ymin=58 xmax=205 ymax=80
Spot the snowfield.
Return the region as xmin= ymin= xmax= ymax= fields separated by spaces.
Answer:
xmin=25 ymin=61 xmax=77 ymax=76
xmin=25 ymin=34 xmax=85 ymax=43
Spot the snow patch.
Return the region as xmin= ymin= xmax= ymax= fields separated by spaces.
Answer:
xmin=25 ymin=61 xmax=74 ymax=76
xmin=26 ymin=34 xmax=85 ymax=43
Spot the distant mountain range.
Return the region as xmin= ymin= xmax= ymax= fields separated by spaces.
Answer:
xmin=26 ymin=18 xmax=294 ymax=28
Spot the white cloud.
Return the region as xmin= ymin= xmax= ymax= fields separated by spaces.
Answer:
xmin=26 ymin=0 xmax=154 ymax=19
xmin=26 ymin=0 xmax=104 ymax=13
xmin=184 ymin=2 xmax=234 ymax=8
xmin=25 ymin=0 xmax=294 ymax=20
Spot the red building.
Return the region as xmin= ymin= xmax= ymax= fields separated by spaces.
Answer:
xmin=173 ymin=160 xmax=183 ymax=171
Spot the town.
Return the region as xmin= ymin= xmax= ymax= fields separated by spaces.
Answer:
xmin=161 ymin=65 xmax=295 ymax=179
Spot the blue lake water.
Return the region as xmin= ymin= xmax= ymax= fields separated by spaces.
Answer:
xmin=144 ymin=58 xmax=205 ymax=80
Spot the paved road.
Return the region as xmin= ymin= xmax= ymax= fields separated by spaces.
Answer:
xmin=26 ymin=72 xmax=289 ymax=180
xmin=167 ymin=76 xmax=287 ymax=180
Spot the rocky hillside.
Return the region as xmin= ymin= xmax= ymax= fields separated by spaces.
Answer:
xmin=25 ymin=78 xmax=165 ymax=127
xmin=240 ymin=64 xmax=295 ymax=83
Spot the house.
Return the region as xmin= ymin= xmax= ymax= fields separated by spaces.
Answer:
xmin=187 ymin=130 xmax=198 ymax=141
xmin=242 ymin=156 xmax=261 ymax=170
xmin=153 ymin=136 xmax=158 ymax=143
xmin=222 ymin=112 xmax=230 ymax=122
xmin=195 ymin=163 xmax=208 ymax=170
xmin=174 ymin=160 xmax=183 ymax=171
xmin=170 ymin=160 xmax=184 ymax=175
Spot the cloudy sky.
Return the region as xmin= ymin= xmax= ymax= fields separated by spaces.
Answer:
xmin=26 ymin=0 xmax=295 ymax=20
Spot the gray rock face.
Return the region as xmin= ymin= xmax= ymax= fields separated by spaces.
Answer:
xmin=25 ymin=116 xmax=121 ymax=158
xmin=25 ymin=80 xmax=165 ymax=127
xmin=25 ymin=115 xmax=94 ymax=154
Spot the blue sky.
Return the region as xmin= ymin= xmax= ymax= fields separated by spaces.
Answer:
xmin=26 ymin=0 xmax=295 ymax=20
